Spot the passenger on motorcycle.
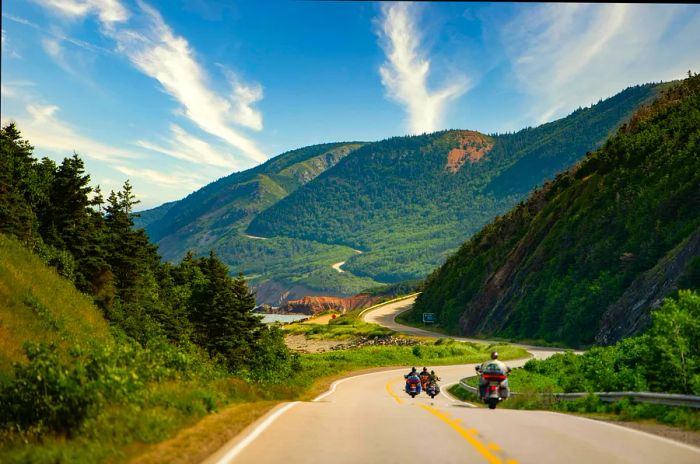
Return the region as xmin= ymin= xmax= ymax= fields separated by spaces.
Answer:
xmin=428 ymin=370 xmax=440 ymax=383
xmin=419 ymin=367 xmax=431 ymax=389
xmin=476 ymin=352 xmax=511 ymax=399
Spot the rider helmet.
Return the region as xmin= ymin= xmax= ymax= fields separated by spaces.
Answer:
xmin=491 ymin=351 xmax=499 ymax=359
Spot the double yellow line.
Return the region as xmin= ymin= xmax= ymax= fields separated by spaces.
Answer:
xmin=386 ymin=378 xmax=517 ymax=464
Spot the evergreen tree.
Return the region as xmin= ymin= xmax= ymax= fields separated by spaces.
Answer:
xmin=0 ymin=123 xmax=37 ymax=240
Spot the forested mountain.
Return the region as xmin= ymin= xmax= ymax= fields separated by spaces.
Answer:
xmin=138 ymin=142 xmax=386 ymax=304
xmin=248 ymin=83 xmax=661 ymax=284
xmin=410 ymin=75 xmax=700 ymax=347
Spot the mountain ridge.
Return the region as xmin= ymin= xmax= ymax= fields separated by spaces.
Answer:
xmin=139 ymin=83 xmax=663 ymax=304
xmin=410 ymin=75 xmax=700 ymax=346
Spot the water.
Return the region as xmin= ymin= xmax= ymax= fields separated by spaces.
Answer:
xmin=258 ymin=313 xmax=309 ymax=324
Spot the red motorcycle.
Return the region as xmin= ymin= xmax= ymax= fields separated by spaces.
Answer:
xmin=475 ymin=366 xmax=508 ymax=409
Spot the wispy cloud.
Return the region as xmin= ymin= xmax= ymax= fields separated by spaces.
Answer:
xmin=2 ymin=102 xmax=141 ymax=162
xmin=112 ymin=164 xmax=203 ymax=191
xmin=35 ymin=0 xmax=268 ymax=164
xmin=502 ymin=4 xmax=700 ymax=124
xmin=136 ymin=124 xmax=242 ymax=170
xmin=109 ymin=1 xmax=266 ymax=162
xmin=376 ymin=2 xmax=469 ymax=134
xmin=36 ymin=0 xmax=129 ymax=25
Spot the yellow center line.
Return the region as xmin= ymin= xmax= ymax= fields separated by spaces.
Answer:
xmin=386 ymin=379 xmax=403 ymax=405
xmin=418 ymin=404 xmax=518 ymax=464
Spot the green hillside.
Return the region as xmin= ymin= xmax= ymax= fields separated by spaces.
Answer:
xmin=139 ymin=142 xmax=382 ymax=303
xmin=0 ymin=234 xmax=112 ymax=377
xmin=410 ymin=75 xmax=700 ymax=347
xmin=248 ymin=84 xmax=661 ymax=283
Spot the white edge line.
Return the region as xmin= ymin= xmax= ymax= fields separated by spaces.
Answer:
xmin=215 ymin=401 xmax=301 ymax=464
xmin=541 ymin=411 xmax=700 ymax=453
xmin=215 ymin=368 xmax=408 ymax=463
xmin=441 ymin=382 xmax=477 ymax=407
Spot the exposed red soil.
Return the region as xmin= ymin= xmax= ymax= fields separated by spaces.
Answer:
xmin=445 ymin=131 xmax=494 ymax=173
xmin=280 ymin=294 xmax=381 ymax=315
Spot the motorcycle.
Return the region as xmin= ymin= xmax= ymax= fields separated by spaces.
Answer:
xmin=425 ymin=381 xmax=440 ymax=399
xmin=404 ymin=374 xmax=422 ymax=398
xmin=475 ymin=365 xmax=508 ymax=409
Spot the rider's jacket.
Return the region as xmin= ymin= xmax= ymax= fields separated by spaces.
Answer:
xmin=479 ymin=359 xmax=509 ymax=375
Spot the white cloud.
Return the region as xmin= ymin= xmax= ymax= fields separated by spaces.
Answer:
xmin=2 ymin=102 xmax=141 ymax=162
xmin=30 ymin=0 xmax=268 ymax=165
xmin=37 ymin=0 xmax=129 ymax=25
xmin=112 ymin=165 xmax=202 ymax=191
xmin=502 ymin=4 xmax=700 ymax=124
xmin=105 ymin=1 xmax=267 ymax=163
xmin=376 ymin=2 xmax=470 ymax=134
xmin=136 ymin=124 xmax=242 ymax=169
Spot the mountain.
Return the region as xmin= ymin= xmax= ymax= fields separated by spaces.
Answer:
xmin=409 ymin=75 xmax=700 ymax=347
xmin=248 ymin=84 xmax=661 ymax=282
xmin=141 ymin=83 xmax=661 ymax=305
xmin=139 ymin=142 xmax=384 ymax=304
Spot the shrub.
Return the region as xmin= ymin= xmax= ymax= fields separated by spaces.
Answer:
xmin=0 ymin=343 xmax=97 ymax=435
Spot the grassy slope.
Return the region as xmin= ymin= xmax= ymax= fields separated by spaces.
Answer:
xmin=0 ymin=234 xmax=112 ymax=377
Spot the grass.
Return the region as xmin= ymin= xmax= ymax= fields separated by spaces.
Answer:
xmin=283 ymin=317 xmax=395 ymax=341
xmin=0 ymin=234 xmax=112 ymax=377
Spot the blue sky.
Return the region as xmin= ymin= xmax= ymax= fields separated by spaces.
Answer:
xmin=2 ymin=1 xmax=699 ymax=209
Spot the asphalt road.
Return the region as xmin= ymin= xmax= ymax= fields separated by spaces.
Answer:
xmin=206 ymin=297 xmax=700 ymax=464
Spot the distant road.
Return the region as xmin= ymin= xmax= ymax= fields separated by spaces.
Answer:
xmin=241 ymin=233 xmax=268 ymax=240
xmin=331 ymin=248 xmax=362 ymax=273
xmin=206 ymin=297 xmax=700 ymax=464
xmin=331 ymin=261 xmax=346 ymax=273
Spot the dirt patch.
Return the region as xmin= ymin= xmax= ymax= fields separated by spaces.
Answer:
xmin=284 ymin=334 xmax=346 ymax=353
xmin=302 ymin=314 xmax=336 ymax=325
xmin=445 ymin=130 xmax=493 ymax=173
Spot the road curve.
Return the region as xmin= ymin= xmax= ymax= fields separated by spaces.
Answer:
xmin=206 ymin=298 xmax=700 ymax=464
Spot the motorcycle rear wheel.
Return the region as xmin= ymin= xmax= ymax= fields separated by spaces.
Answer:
xmin=488 ymin=398 xmax=498 ymax=409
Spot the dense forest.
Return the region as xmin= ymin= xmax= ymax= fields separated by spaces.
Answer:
xmin=247 ymin=84 xmax=660 ymax=283
xmin=411 ymin=74 xmax=700 ymax=347
xmin=0 ymin=123 xmax=293 ymax=377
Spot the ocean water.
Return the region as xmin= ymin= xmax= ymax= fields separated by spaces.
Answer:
xmin=258 ymin=313 xmax=309 ymax=324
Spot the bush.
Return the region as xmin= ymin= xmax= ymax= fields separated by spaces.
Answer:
xmin=0 ymin=343 xmax=97 ymax=435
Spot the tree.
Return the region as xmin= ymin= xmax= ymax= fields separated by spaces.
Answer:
xmin=189 ymin=252 xmax=264 ymax=370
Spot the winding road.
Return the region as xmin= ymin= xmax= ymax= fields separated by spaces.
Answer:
xmin=206 ymin=297 xmax=700 ymax=464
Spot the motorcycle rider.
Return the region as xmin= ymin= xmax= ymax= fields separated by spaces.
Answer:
xmin=428 ymin=370 xmax=440 ymax=384
xmin=405 ymin=367 xmax=421 ymax=393
xmin=476 ymin=351 xmax=511 ymax=399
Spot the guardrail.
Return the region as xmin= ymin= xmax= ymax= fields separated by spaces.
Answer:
xmin=458 ymin=377 xmax=700 ymax=409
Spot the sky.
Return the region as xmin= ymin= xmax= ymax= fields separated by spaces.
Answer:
xmin=2 ymin=1 xmax=699 ymax=210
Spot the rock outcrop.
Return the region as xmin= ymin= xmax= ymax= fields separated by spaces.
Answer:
xmin=280 ymin=294 xmax=381 ymax=315
xmin=595 ymin=228 xmax=700 ymax=345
